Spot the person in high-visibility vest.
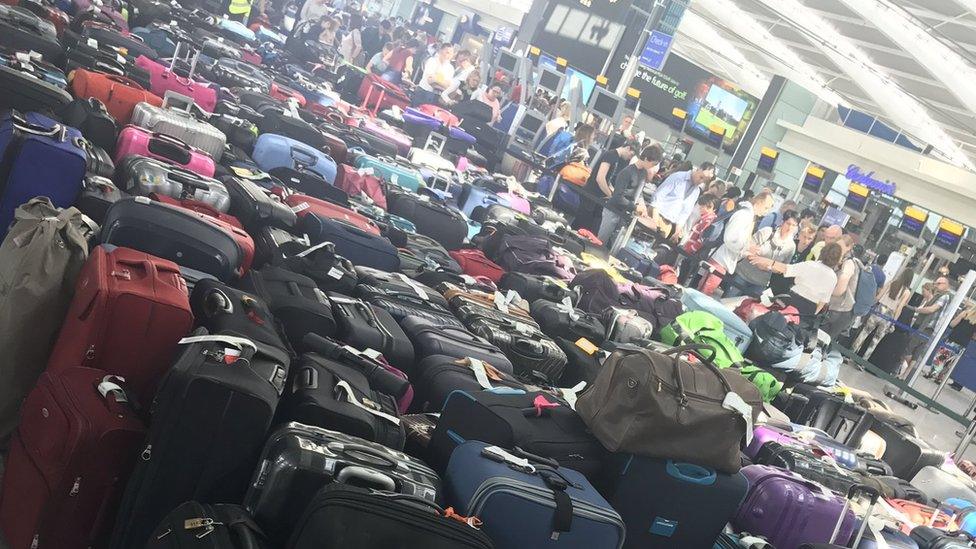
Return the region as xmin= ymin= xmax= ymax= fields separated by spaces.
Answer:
xmin=227 ymin=0 xmax=264 ymax=23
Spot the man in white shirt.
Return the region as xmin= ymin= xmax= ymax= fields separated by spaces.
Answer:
xmin=414 ymin=43 xmax=455 ymax=106
xmin=649 ymin=161 xmax=716 ymax=240
xmin=710 ymin=192 xmax=775 ymax=276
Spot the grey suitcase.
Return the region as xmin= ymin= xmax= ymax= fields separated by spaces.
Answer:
xmin=910 ymin=465 xmax=976 ymax=504
xmin=130 ymin=95 xmax=226 ymax=159
xmin=116 ymin=156 xmax=231 ymax=212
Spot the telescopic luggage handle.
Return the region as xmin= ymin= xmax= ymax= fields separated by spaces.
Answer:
xmin=829 ymin=483 xmax=881 ymax=546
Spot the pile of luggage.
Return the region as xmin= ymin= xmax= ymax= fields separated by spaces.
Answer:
xmin=0 ymin=1 xmax=973 ymax=547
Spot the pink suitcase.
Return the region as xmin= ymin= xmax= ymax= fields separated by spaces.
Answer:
xmin=115 ymin=126 xmax=216 ymax=178
xmin=134 ymin=52 xmax=217 ymax=113
xmin=356 ymin=118 xmax=412 ymax=157
xmin=499 ymin=192 xmax=530 ymax=214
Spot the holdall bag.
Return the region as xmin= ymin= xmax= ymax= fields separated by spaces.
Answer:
xmin=45 ymin=245 xmax=193 ymax=402
xmin=134 ymin=48 xmax=217 ymax=112
xmin=189 ymin=278 xmax=284 ymax=349
xmin=109 ymin=330 xmax=289 ymax=549
xmin=413 ymin=355 xmax=529 ymax=413
xmin=465 ymin=316 xmax=568 ymax=383
xmin=253 ymin=133 xmax=338 ymax=183
xmin=387 ymin=190 xmax=467 ymax=250
xmin=329 ymin=293 xmax=414 ymax=371
xmin=499 ymin=272 xmax=573 ymax=304
xmin=575 ymin=345 xmax=763 ymax=474
xmin=300 ymin=213 xmax=400 ymax=271
xmin=0 ymin=198 xmax=89 ymax=438
xmin=70 ymin=70 xmax=162 ymax=125
xmin=222 ymin=175 xmax=297 ymax=229
xmin=278 ymin=241 xmax=358 ymax=294
xmin=0 ymin=111 xmax=87 ymax=238
xmin=0 ymin=368 xmax=145 ymax=549
xmin=101 ymin=196 xmax=244 ymax=282
xmin=450 ymin=249 xmax=506 ymax=283
xmin=445 ymin=440 xmax=624 ymax=549
xmin=270 ymin=166 xmax=350 ymax=206
xmin=600 ymin=454 xmax=748 ymax=549
xmin=130 ymin=99 xmax=226 ymax=160
xmin=245 ymin=423 xmax=439 ymax=543
xmin=145 ymin=501 xmax=268 ymax=549
xmin=399 ymin=315 xmax=514 ymax=377
xmin=0 ymin=55 xmax=72 ymax=114
xmin=115 ymin=126 xmax=216 ymax=177
xmin=353 ymin=154 xmax=424 ymax=192
xmin=285 ymin=193 xmax=379 ymax=234
xmin=76 ymin=175 xmax=123 ymax=223
xmin=116 ymin=154 xmax=227 ymax=209
xmin=429 ymin=390 xmax=606 ymax=478
xmin=278 ymin=353 xmax=405 ymax=448
xmin=286 ymin=483 xmax=491 ymax=549
xmin=334 ymin=164 xmax=386 ymax=209
xmin=238 ymin=265 xmax=336 ymax=348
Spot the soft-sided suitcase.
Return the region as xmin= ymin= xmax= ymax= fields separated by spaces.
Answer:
xmin=116 ymin=154 xmax=227 ymax=210
xmin=0 ymin=4 xmax=61 ymax=62
xmin=333 ymin=164 xmax=386 ymax=208
xmin=445 ymin=440 xmax=624 ymax=549
xmin=498 ymin=272 xmax=573 ymax=303
xmin=145 ymin=501 xmax=268 ymax=548
xmin=257 ymin=108 xmax=326 ymax=148
xmin=285 ymin=193 xmax=379 ymax=234
xmin=530 ymin=299 xmax=606 ymax=343
xmin=300 ymin=213 xmax=399 ymax=271
xmin=328 ymin=293 xmax=414 ymax=371
xmin=353 ymin=154 xmax=424 ymax=191
xmin=0 ymin=367 xmax=146 ymax=549
xmin=245 ymin=423 xmax=439 ymax=543
xmin=277 ymin=240 xmax=358 ymax=294
xmin=70 ymin=70 xmax=162 ymax=125
xmin=601 ymin=454 xmax=748 ymax=548
xmin=413 ymin=354 xmax=528 ymax=413
xmin=58 ymin=97 xmax=117 ymax=153
xmin=270 ymin=166 xmax=349 ymax=206
xmin=238 ymin=266 xmax=336 ymax=348
xmin=0 ymin=111 xmax=86 ymax=239
xmin=286 ymin=483 xmax=491 ymax=549
xmin=465 ymin=316 xmax=568 ymax=383
xmin=399 ymin=315 xmax=514 ymax=376
xmin=130 ymin=99 xmax=226 ymax=160
xmin=0 ymin=56 xmax=71 ymax=114
xmin=356 ymin=118 xmax=411 ymax=156
xmin=76 ymin=175 xmax=122 ymax=223
xmin=115 ymin=125 xmax=216 ymax=177
xmin=101 ymin=196 xmax=244 ymax=281
xmin=205 ymin=57 xmax=271 ymax=91
xmin=253 ymin=133 xmax=337 ymax=183
xmin=189 ymin=279 xmax=285 ymax=349
xmin=146 ymin=194 xmax=243 ymax=229
xmin=873 ymin=416 xmax=946 ymax=480
xmin=108 ymin=330 xmax=289 ymax=549
xmin=908 ymin=526 xmax=973 ymax=549
xmin=222 ymin=175 xmax=297 ymax=229
xmin=45 ymin=245 xmax=193 ymax=402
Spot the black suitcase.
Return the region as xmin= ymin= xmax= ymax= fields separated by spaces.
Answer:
xmin=414 ymin=354 xmax=528 ymax=412
xmin=76 ymin=175 xmax=123 ymax=224
xmin=278 ymin=353 xmax=405 ymax=447
xmin=62 ymin=37 xmax=127 ymax=76
xmin=269 ymin=166 xmax=349 ymax=206
xmin=909 ymin=526 xmax=974 ymax=548
xmin=399 ymin=315 xmax=514 ymax=377
xmin=0 ymin=57 xmax=71 ymax=114
xmin=555 ymin=336 xmax=606 ymax=387
xmin=244 ymin=423 xmax=439 ymax=544
xmin=301 ymin=332 xmax=412 ymax=405
xmin=429 ymin=389 xmax=606 ymax=478
xmin=300 ymin=213 xmax=400 ymax=272
xmin=58 ymin=97 xmax=118 ymax=153
xmin=529 ymin=299 xmax=606 ymax=342
xmin=801 ymin=390 xmax=875 ymax=448
xmin=189 ymin=278 xmax=287 ymax=349
xmin=80 ymin=137 xmax=115 ymax=178
xmin=356 ymin=284 xmax=463 ymax=328
xmin=216 ymin=99 xmax=266 ymax=126
xmin=82 ymin=24 xmax=159 ymax=60
xmin=754 ymin=441 xmax=862 ymax=494
xmin=212 ymin=112 xmax=258 ymax=152
xmin=277 ymin=241 xmax=358 ymax=293
xmin=238 ymin=266 xmax=337 ymax=350
xmin=391 ymin=231 xmax=461 ymax=274
xmin=871 ymin=475 xmax=930 ymax=505
xmin=465 ymin=316 xmax=568 ymax=383
xmin=387 ymin=190 xmax=467 ymax=251
xmin=109 ymin=329 xmax=289 ymax=549
xmin=286 ymin=483 xmax=493 ymax=549
xmin=238 ymin=89 xmax=280 ymax=112
xmin=254 ymin=226 xmax=311 ymax=267
xmin=258 ymin=109 xmax=328 ymax=149
xmin=355 ymin=266 xmax=447 ymax=306
xmin=206 ymin=58 xmax=271 ymax=92
xmin=328 ymin=293 xmax=414 ymax=371
xmin=127 ymin=0 xmax=172 ymax=28
xmin=498 ymin=272 xmax=573 ymax=304
xmin=101 ymin=196 xmax=244 ymax=282
xmin=0 ymin=4 xmax=61 ymax=62
xmin=874 ymin=418 xmax=946 ymax=480
xmin=145 ymin=501 xmax=269 ymax=548
xmin=222 ymin=175 xmax=297 ymax=229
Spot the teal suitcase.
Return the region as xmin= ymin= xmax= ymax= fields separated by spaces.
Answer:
xmin=353 ymin=155 xmax=424 ymax=192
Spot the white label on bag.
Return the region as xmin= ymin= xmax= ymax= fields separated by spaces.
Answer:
xmin=291 ymin=202 xmax=310 ymax=213
xmin=395 ymin=273 xmax=428 ymax=300
xmin=559 ymin=382 xmax=586 ymax=410
xmin=295 ymin=240 xmax=331 ymax=258
xmin=87 ymin=38 xmax=99 ymax=49
xmin=327 ymin=267 xmax=344 ymax=280
xmin=493 ymin=292 xmax=509 ymax=314
xmin=723 ymin=392 xmax=754 ymax=445
xmin=468 ymin=359 xmax=493 ymax=390
xmin=178 ymin=334 xmax=257 ymax=352
xmin=390 ymin=174 xmax=399 ymax=186
xmin=334 ymin=380 xmax=400 ymax=425
xmin=362 ymin=348 xmax=383 ymax=360
xmin=514 ymin=322 xmax=535 ymax=336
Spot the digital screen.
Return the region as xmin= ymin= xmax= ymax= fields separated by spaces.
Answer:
xmin=820 ymin=206 xmax=850 ymax=228
xmin=539 ymin=70 xmax=563 ymax=93
xmin=757 ymin=154 xmax=776 ymax=174
xmin=845 ymin=183 xmax=869 ymax=213
xmin=539 ymin=54 xmax=596 ymax=104
xmin=517 ymin=112 xmax=545 ymax=140
xmin=692 ymin=85 xmax=750 ymax=145
xmin=935 ymin=219 xmax=965 ymax=254
xmin=804 ymin=166 xmax=825 ymax=193
xmin=532 ymin=0 xmax=633 ymax=77
xmin=497 ymin=50 xmax=518 ymax=73
xmin=899 ymin=207 xmax=927 ymax=239
xmin=591 ymin=91 xmax=620 ymax=119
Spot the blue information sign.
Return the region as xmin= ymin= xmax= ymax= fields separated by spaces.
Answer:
xmin=639 ymin=30 xmax=674 ymax=70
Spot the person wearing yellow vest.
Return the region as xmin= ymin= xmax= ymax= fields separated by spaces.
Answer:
xmin=227 ymin=0 xmax=263 ymax=23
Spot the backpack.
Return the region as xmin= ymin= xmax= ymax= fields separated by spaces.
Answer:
xmin=697 ymin=205 xmax=745 ymax=257
xmin=746 ymin=311 xmax=804 ymax=369
xmin=852 ymin=259 xmax=879 ymax=316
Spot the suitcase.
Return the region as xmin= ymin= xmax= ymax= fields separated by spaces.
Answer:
xmin=212 ymin=112 xmax=258 ymax=152
xmin=70 ymin=69 xmax=162 ymax=125
xmin=733 ymin=465 xmax=858 ymax=548
xmin=45 ymin=245 xmax=193 ymax=401
xmin=286 ymin=483 xmax=492 ymax=549
xmin=498 ymin=272 xmax=573 ymax=304
xmin=188 ymin=278 xmax=285 ymax=349
xmin=253 ymin=133 xmax=337 ymax=183
xmin=603 ymin=307 xmax=655 ymax=344
xmin=874 ymin=418 xmax=946 ymax=480
xmin=277 ymin=353 xmax=405 ymax=448
xmin=447 ymin=441 xmax=624 ymax=549
xmin=149 ymin=193 xmax=243 ymax=229
xmin=76 ymin=175 xmax=122 ymax=223
xmin=244 ymin=423 xmax=439 ymax=544
xmin=144 ymin=501 xmax=268 ymax=548
xmin=277 ymin=240 xmax=358 ymax=294
xmin=356 ymin=118 xmax=411 ymax=156
xmin=413 ymin=354 xmax=528 ymax=413
xmin=116 ymin=154 xmax=227 ymax=210
xmin=80 ymin=136 xmax=115 ymax=178
xmin=465 ymin=316 xmax=568 ymax=383
xmin=357 ymin=73 xmax=409 ymax=114
xmin=0 ymin=5 xmax=61 ymax=62
xmin=0 ymin=367 xmax=146 ymax=549
xmin=318 ymin=129 xmax=349 ymax=164
xmin=271 ymin=166 xmax=349 ymax=205
xmin=238 ymin=265 xmax=336 ymax=348
xmin=115 ymin=125 xmax=215 ymax=177
xmin=223 ymin=174 xmax=297 ymax=229
xmin=754 ymin=440 xmax=863 ymax=494
xmin=0 ymin=56 xmax=71 ymax=114
xmin=58 ymin=97 xmax=117 ymax=153
xmin=797 ymin=390 xmax=875 ymax=448
xmin=108 ymin=330 xmax=289 ymax=549
xmin=299 ymin=213 xmax=399 ymax=271
xmin=601 ymin=454 xmax=748 ymax=548
xmin=130 ymin=100 xmax=226 ymax=160
xmin=408 ymin=146 xmax=455 ymax=172
xmin=0 ymin=111 xmax=86 ymax=239
xmin=62 ymin=33 xmax=126 ymax=75
xmin=337 ymin=125 xmax=399 ymax=158
xmin=82 ymin=24 xmax=157 ymax=60
xmin=889 ymin=499 xmax=955 ymax=534
xmin=216 ymin=17 xmax=255 ymax=43
xmin=394 ymin=231 xmax=462 ymax=274
xmin=911 ymin=466 xmax=976 ymax=504
xmin=430 ymin=390 xmax=605 ymax=478
xmin=328 ymin=293 xmax=414 ymax=371
xmin=333 ymin=164 xmax=385 ymax=209
xmin=101 ymin=196 xmax=244 ymax=281
xmin=530 ymin=299 xmax=606 ymax=343
xmin=134 ymin=51 xmax=216 ymax=112
xmin=353 ymin=154 xmax=424 ymax=191
xmin=284 ymin=193 xmax=378 ymax=234
xmin=205 ymin=57 xmax=271 ymax=91
xmin=908 ymin=526 xmax=974 ymax=549
xmin=387 ymin=190 xmax=467 ymax=250
xmin=399 ymin=315 xmax=514 ymax=376
xmin=681 ymin=288 xmax=753 ymax=351
xmin=257 ymin=108 xmax=326 ymax=148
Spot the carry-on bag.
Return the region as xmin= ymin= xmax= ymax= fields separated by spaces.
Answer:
xmin=445 ymin=440 xmax=624 ymax=549
xmin=58 ymin=97 xmax=117 ymax=152
xmin=114 ymin=125 xmax=216 ymax=177
xmin=399 ymin=315 xmax=514 ymax=376
xmin=130 ymin=98 xmax=226 ymax=159
xmin=449 ymin=248 xmax=506 ymax=283
xmin=108 ymin=330 xmax=289 ymax=549
xmin=70 ymin=69 xmax=162 ymax=125
xmin=0 ymin=368 xmax=146 ymax=549
xmin=277 ymin=240 xmax=358 ymax=293
xmin=245 ymin=423 xmax=439 ymax=543
xmin=387 ymin=189 xmax=467 ymax=250
xmin=602 ymin=307 xmax=655 ymax=344
xmin=299 ymin=213 xmax=399 ymax=271
xmin=353 ymin=153 xmax=424 ymax=191
xmin=145 ymin=501 xmax=268 ymax=549
xmin=270 ymin=166 xmax=350 ymax=205
xmin=285 ymin=193 xmax=379 ymax=234
xmin=46 ymin=245 xmax=193 ymax=401
xmin=253 ymin=132 xmax=337 ymax=183
xmin=134 ymin=45 xmax=216 ymax=112
xmin=238 ymin=265 xmax=336 ymax=348
xmin=329 ymin=293 xmax=414 ymax=371
xmin=0 ymin=54 xmax=71 ymax=114
xmin=116 ymin=154 xmax=227 ymax=209
xmin=356 ymin=117 xmax=411 ymax=156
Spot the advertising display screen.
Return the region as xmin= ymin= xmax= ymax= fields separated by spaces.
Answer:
xmin=935 ymin=218 xmax=965 ymax=254
xmin=532 ymin=0 xmax=634 ymax=77
xmin=757 ymin=147 xmax=778 ymax=174
xmin=899 ymin=206 xmax=928 ymax=239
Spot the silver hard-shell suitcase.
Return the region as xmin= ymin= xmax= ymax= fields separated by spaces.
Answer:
xmin=130 ymin=93 xmax=226 ymax=160
xmin=117 ymin=156 xmax=231 ymax=212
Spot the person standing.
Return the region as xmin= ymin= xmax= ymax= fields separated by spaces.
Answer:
xmin=597 ymin=145 xmax=663 ymax=243
xmin=852 ymin=268 xmax=913 ymax=359
xmin=725 ymin=210 xmax=799 ymax=298
xmin=926 ymin=302 xmax=976 ymax=382
xmin=572 ymin=141 xmax=638 ymax=233
xmin=757 ymin=199 xmax=796 ymax=230
xmin=769 ymin=222 xmax=817 ymax=296
xmin=382 ymin=39 xmax=418 ymax=84
xmin=414 ymin=43 xmax=455 ymax=106
xmin=648 ymin=161 xmax=716 ymax=241
xmin=707 ymin=192 xmax=776 ymax=293
xmin=822 ymin=234 xmax=860 ymax=341
xmin=748 ymin=242 xmax=843 ymax=326
xmin=900 ymin=278 xmax=951 ymax=376
xmin=339 ymin=12 xmax=364 ymax=64
xmin=475 ymin=84 xmax=504 ymax=125
xmin=808 ymin=224 xmax=843 ymax=261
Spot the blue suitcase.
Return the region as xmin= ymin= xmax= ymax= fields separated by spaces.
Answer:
xmin=354 ymin=154 xmax=424 ymax=192
xmin=445 ymin=441 xmax=625 ymax=549
xmin=300 ymin=213 xmax=400 ymax=272
xmin=255 ymin=26 xmax=286 ymax=46
xmin=681 ymin=288 xmax=753 ymax=352
xmin=616 ymin=240 xmax=660 ymax=278
xmin=0 ymin=112 xmax=86 ymax=239
xmin=252 ymin=133 xmax=338 ymax=184
xmin=217 ymin=18 xmax=256 ymax=43
xmin=457 ymin=184 xmax=510 ymax=219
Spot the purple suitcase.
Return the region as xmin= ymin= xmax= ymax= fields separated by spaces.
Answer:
xmin=747 ymin=424 xmax=860 ymax=470
xmin=734 ymin=465 xmax=858 ymax=549
xmin=357 ymin=118 xmax=411 ymax=156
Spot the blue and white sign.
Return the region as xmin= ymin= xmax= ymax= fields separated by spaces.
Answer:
xmin=639 ymin=30 xmax=674 ymax=70
xmin=845 ymin=164 xmax=897 ymax=195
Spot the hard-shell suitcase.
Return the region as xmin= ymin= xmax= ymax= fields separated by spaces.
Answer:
xmin=603 ymin=307 xmax=655 ymax=344
xmin=299 ymin=213 xmax=399 ymax=271
xmin=445 ymin=440 xmax=624 ymax=549
xmin=0 ymin=4 xmax=61 ymax=62
xmin=498 ymin=272 xmax=573 ymax=304
xmin=601 ymin=454 xmax=748 ymax=548
xmin=908 ymin=526 xmax=973 ymax=549
xmin=238 ymin=266 xmax=336 ymax=348
xmin=388 ymin=190 xmax=467 ymax=250
xmin=101 ymin=196 xmax=244 ymax=281
xmin=0 ymin=111 xmax=86 ymax=238
xmin=223 ymin=175 xmax=297 ymax=229
xmin=215 ymin=17 xmax=255 ymax=43
xmin=911 ymin=466 xmax=976 ymax=504
xmin=874 ymin=418 xmax=946 ymax=480
xmin=328 ymin=293 xmax=414 ymax=371
xmin=245 ymin=423 xmax=438 ymax=543
xmin=399 ymin=315 xmax=514 ymax=376
xmin=354 ymin=154 xmax=424 ymax=191
xmin=413 ymin=354 xmax=527 ymax=412
xmin=681 ymin=287 xmax=753 ymax=351
xmin=0 ymin=367 xmax=146 ymax=549
xmin=284 ymin=193 xmax=379 ymax=234
xmin=337 ymin=124 xmax=398 ymax=158
xmin=45 ymin=245 xmax=193 ymax=401
xmin=0 ymin=56 xmax=71 ymax=114
xmin=145 ymin=501 xmax=268 ymax=548
xmin=108 ymin=330 xmax=289 ymax=549
xmin=277 ymin=354 xmax=405 ymax=448
xmin=115 ymin=125 xmax=216 ymax=177
xmin=116 ymin=155 xmax=228 ymax=210
xmin=70 ymin=70 xmax=162 ymax=125
xmin=148 ymin=193 xmax=243 ymax=230
xmin=754 ymin=440 xmax=863 ymax=494
xmin=271 ymin=166 xmax=349 ymax=205
xmin=134 ymin=51 xmax=217 ymax=112
xmin=252 ymin=133 xmax=337 ymax=183
xmin=286 ymin=483 xmax=491 ymax=549
xmin=356 ymin=118 xmax=411 ymax=156
xmin=465 ymin=316 xmax=568 ymax=383
xmin=130 ymin=100 xmax=226 ymax=159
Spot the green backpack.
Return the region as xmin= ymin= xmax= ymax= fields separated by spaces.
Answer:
xmin=660 ymin=311 xmax=784 ymax=401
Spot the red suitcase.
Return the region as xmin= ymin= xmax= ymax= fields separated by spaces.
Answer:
xmin=199 ymin=213 xmax=256 ymax=276
xmin=284 ymin=193 xmax=381 ymax=235
xmin=46 ymin=245 xmax=194 ymax=402
xmin=0 ymin=367 xmax=146 ymax=549
xmin=149 ymin=193 xmax=245 ymax=230
xmin=449 ymin=248 xmax=506 ymax=283
xmin=334 ymin=164 xmax=386 ymax=210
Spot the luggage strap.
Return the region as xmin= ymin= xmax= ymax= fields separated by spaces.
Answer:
xmin=334 ymin=380 xmax=400 ymax=425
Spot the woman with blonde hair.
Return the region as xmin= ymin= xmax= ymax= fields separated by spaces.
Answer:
xmin=852 ymin=268 xmax=913 ymax=359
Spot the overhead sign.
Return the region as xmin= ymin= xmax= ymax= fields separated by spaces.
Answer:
xmin=845 ymin=182 xmax=870 ymax=213
xmin=845 ymin=164 xmax=897 ymax=195
xmin=935 ymin=218 xmax=966 ymax=254
xmin=899 ymin=205 xmax=928 ymax=239
xmin=639 ymin=30 xmax=674 ymax=70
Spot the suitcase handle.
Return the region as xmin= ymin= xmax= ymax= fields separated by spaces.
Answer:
xmin=336 ymin=465 xmax=396 ymax=491
xmin=102 ymin=73 xmax=147 ymax=91
xmin=168 ymin=168 xmax=211 ymax=195
xmin=339 ymin=443 xmax=400 ymax=469
xmin=289 ymin=145 xmax=317 ymax=166
xmin=148 ymin=132 xmax=194 ymax=164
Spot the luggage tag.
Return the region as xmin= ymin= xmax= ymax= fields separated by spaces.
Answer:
xmin=334 ymin=380 xmax=400 ymax=425
xmin=468 ymin=358 xmax=493 ymax=390
xmin=481 ymin=445 xmax=535 ymax=474
xmin=395 ymin=273 xmax=428 ymax=300
xmin=557 ymin=382 xmax=586 ymax=410
xmin=492 ymin=291 xmax=510 ymax=314
xmin=290 ymin=202 xmax=310 ymax=213
xmin=514 ymin=321 xmax=535 ymax=336
xmin=722 ymin=392 xmax=754 ymax=445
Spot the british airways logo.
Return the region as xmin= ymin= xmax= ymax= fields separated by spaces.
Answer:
xmin=845 ymin=164 xmax=896 ymax=195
